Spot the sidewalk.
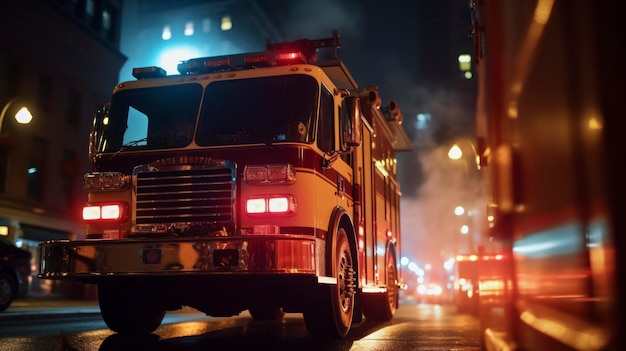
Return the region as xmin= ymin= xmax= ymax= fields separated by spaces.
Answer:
xmin=0 ymin=295 xmax=101 ymax=322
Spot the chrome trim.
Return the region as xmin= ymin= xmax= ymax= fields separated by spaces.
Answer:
xmin=39 ymin=236 xmax=317 ymax=277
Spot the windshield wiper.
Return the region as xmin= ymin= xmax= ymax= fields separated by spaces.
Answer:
xmin=121 ymin=137 xmax=149 ymax=149
xmin=108 ymin=137 xmax=152 ymax=159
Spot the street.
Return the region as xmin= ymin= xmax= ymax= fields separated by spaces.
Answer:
xmin=0 ymin=297 xmax=480 ymax=351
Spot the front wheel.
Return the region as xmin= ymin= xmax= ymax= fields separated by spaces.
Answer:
xmin=0 ymin=273 xmax=15 ymax=312
xmin=98 ymin=283 xmax=166 ymax=334
xmin=303 ymin=228 xmax=355 ymax=338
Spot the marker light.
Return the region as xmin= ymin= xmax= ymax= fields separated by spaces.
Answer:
xmin=244 ymin=54 xmax=269 ymax=68
xmin=244 ymin=164 xmax=295 ymax=184
xmin=132 ymin=66 xmax=167 ymax=80
xmin=83 ymin=172 xmax=130 ymax=191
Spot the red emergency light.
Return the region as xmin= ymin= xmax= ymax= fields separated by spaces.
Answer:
xmin=176 ymin=49 xmax=310 ymax=75
xmin=275 ymin=51 xmax=307 ymax=65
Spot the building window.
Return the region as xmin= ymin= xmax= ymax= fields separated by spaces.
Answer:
xmin=102 ymin=10 xmax=111 ymax=31
xmin=221 ymin=15 xmax=232 ymax=31
xmin=162 ymin=24 xmax=172 ymax=40
xmin=86 ymin=0 xmax=94 ymax=17
xmin=184 ymin=21 xmax=194 ymax=36
xmin=73 ymin=0 xmax=85 ymax=19
xmin=202 ymin=18 xmax=211 ymax=33
xmin=27 ymin=138 xmax=47 ymax=202
xmin=0 ymin=146 xmax=7 ymax=193
xmin=1 ymin=59 xmax=19 ymax=98
xmin=102 ymin=6 xmax=119 ymax=43
xmin=37 ymin=73 xmax=53 ymax=112
xmin=65 ymin=88 xmax=81 ymax=126
xmin=60 ymin=150 xmax=78 ymax=211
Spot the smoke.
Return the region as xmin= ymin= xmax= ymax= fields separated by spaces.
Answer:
xmin=397 ymin=82 xmax=482 ymax=273
xmin=279 ymin=0 xmax=484 ymax=271
xmin=280 ymin=0 xmax=365 ymax=40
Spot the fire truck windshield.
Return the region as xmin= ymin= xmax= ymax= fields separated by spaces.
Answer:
xmin=196 ymin=74 xmax=318 ymax=146
xmin=97 ymin=74 xmax=318 ymax=154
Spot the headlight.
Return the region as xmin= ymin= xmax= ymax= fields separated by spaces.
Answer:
xmin=83 ymin=172 xmax=130 ymax=191
xmin=246 ymin=194 xmax=296 ymax=215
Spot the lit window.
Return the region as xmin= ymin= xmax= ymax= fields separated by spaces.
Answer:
xmin=458 ymin=54 xmax=471 ymax=72
xmin=221 ymin=15 xmax=232 ymax=31
xmin=86 ymin=0 xmax=94 ymax=16
xmin=184 ymin=21 xmax=194 ymax=36
xmin=162 ymin=25 xmax=172 ymax=40
xmin=102 ymin=10 xmax=111 ymax=30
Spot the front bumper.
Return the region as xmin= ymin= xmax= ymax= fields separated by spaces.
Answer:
xmin=39 ymin=235 xmax=319 ymax=280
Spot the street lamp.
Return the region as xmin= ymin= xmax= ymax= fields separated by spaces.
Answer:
xmin=0 ymin=98 xmax=34 ymax=131
xmin=448 ymin=141 xmax=481 ymax=170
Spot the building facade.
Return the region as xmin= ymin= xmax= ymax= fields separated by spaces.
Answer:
xmin=0 ymin=0 xmax=287 ymax=298
xmin=0 ymin=0 xmax=125 ymax=297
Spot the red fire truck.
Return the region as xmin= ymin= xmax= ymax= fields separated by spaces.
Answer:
xmin=472 ymin=1 xmax=623 ymax=350
xmin=38 ymin=32 xmax=411 ymax=338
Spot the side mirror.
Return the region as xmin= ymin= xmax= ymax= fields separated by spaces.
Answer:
xmin=89 ymin=103 xmax=110 ymax=159
xmin=342 ymin=96 xmax=362 ymax=149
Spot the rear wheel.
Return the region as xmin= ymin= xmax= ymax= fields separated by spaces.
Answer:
xmin=98 ymin=283 xmax=166 ymax=334
xmin=362 ymin=253 xmax=398 ymax=321
xmin=303 ymin=228 xmax=355 ymax=338
xmin=0 ymin=273 xmax=15 ymax=312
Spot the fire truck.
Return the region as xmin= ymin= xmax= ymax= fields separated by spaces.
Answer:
xmin=471 ymin=1 xmax=623 ymax=350
xmin=38 ymin=32 xmax=411 ymax=338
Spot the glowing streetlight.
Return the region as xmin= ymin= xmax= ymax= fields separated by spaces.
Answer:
xmin=447 ymin=141 xmax=482 ymax=170
xmin=448 ymin=144 xmax=463 ymax=160
xmin=454 ymin=206 xmax=465 ymax=216
xmin=1 ymin=98 xmax=34 ymax=130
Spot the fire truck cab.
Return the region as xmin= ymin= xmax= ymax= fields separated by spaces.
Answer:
xmin=39 ymin=32 xmax=411 ymax=338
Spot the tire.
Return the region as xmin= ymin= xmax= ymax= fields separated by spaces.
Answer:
xmin=0 ymin=272 xmax=15 ymax=312
xmin=303 ymin=228 xmax=355 ymax=338
xmin=362 ymin=252 xmax=398 ymax=321
xmin=98 ymin=283 xmax=166 ymax=334
xmin=248 ymin=306 xmax=285 ymax=320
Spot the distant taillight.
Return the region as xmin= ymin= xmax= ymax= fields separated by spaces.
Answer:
xmin=82 ymin=202 xmax=129 ymax=222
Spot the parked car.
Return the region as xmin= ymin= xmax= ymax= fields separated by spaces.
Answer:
xmin=0 ymin=237 xmax=32 ymax=311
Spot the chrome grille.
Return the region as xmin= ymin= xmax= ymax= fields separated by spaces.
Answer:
xmin=135 ymin=166 xmax=235 ymax=226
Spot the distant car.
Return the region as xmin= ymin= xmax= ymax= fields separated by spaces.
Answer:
xmin=417 ymin=282 xmax=445 ymax=304
xmin=0 ymin=237 xmax=32 ymax=311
